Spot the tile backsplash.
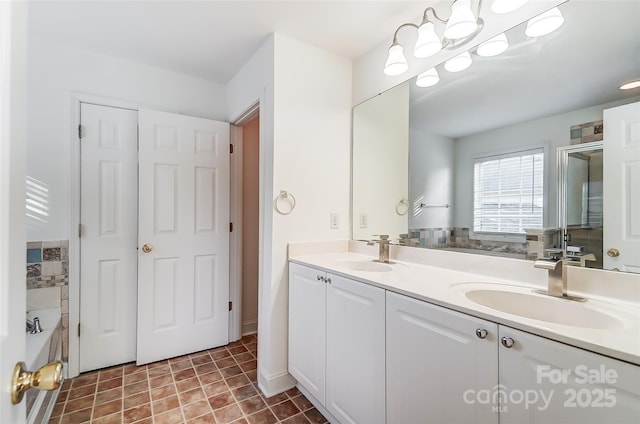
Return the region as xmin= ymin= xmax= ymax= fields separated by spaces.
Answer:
xmin=27 ymin=240 xmax=69 ymax=361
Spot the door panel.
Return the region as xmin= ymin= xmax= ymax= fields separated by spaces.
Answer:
xmin=603 ymin=101 xmax=640 ymax=273
xmin=80 ymin=103 xmax=138 ymax=372
xmin=137 ymin=110 xmax=230 ymax=365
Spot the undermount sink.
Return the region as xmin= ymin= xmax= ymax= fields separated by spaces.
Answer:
xmin=453 ymin=283 xmax=637 ymax=330
xmin=338 ymin=260 xmax=393 ymax=272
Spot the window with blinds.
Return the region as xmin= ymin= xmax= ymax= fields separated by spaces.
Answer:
xmin=473 ymin=148 xmax=544 ymax=234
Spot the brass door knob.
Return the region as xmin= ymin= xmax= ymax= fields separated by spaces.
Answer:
xmin=142 ymin=244 xmax=153 ymax=253
xmin=12 ymin=360 xmax=63 ymax=404
xmin=607 ymin=248 xmax=620 ymax=257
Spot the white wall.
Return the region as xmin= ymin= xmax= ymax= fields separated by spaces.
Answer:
xmin=352 ymin=82 xmax=408 ymax=240
xmin=26 ymin=37 xmax=228 ymax=241
xmin=454 ymin=97 xmax=640 ymax=230
xmin=408 ymin=122 xmax=454 ymax=229
xmin=352 ymin=0 xmax=566 ymax=105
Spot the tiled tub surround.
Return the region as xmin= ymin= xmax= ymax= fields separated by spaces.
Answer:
xmin=27 ymin=240 xmax=70 ymax=361
xmin=289 ymin=240 xmax=640 ymax=365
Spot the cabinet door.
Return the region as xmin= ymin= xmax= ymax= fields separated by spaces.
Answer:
xmin=499 ymin=326 xmax=640 ymax=424
xmin=288 ymin=263 xmax=327 ymax=403
xmin=386 ymin=292 xmax=499 ymax=424
xmin=326 ymin=273 xmax=386 ymax=424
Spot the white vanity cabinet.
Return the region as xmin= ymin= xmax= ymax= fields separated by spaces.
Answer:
xmin=288 ymin=262 xmax=386 ymax=424
xmin=386 ymin=291 xmax=499 ymax=424
xmin=499 ymin=326 xmax=640 ymax=424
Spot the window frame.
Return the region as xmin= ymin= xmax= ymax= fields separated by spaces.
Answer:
xmin=470 ymin=145 xmax=548 ymax=240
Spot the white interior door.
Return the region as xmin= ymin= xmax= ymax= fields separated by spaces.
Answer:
xmin=1 ymin=1 xmax=27 ymax=420
xmin=603 ymin=101 xmax=640 ymax=273
xmin=137 ymin=110 xmax=230 ymax=364
xmin=79 ymin=104 xmax=139 ymax=372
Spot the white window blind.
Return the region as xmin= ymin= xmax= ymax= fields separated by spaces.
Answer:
xmin=473 ymin=148 xmax=544 ymax=234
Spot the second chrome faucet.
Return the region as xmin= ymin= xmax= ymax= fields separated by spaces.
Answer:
xmin=367 ymin=235 xmax=393 ymax=264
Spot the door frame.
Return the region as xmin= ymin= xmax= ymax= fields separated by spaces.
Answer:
xmin=69 ymin=93 xmax=153 ymax=378
xmin=229 ymin=101 xmax=260 ymax=342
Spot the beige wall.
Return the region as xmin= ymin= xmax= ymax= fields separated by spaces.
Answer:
xmin=242 ymin=116 xmax=260 ymax=335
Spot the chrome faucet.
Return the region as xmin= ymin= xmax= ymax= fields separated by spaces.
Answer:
xmin=367 ymin=235 xmax=393 ymax=263
xmin=26 ymin=317 xmax=43 ymax=334
xmin=533 ymin=249 xmax=586 ymax=301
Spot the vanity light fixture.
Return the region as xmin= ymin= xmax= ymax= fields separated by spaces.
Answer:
xmin=491 ymin=0 xmax=528 ymax=14
xmin=444 ymin=51 xmax=473 ymax=72
xmin=620 ymin=79 xmax=640 ymax=90
xmin=416 ymin=68 xmax=440 ymax=87
xmin=525 ymin=7 xmax=564 ymax=37
xmin=476 ymin=32 xmax=509 ymax=57
xmin=384 ymin=0 xmax=484 ymax=76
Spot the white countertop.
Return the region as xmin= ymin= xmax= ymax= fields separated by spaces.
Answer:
xmin=289 ymin=250 xmax=640 ymax=366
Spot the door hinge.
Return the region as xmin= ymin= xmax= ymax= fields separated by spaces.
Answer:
xmin=77 ymin=323 xmax=81 ymax=337
xmin=229 ymin=301 xmax=233 ymax=311
xmin=230 ymin=143 xmax=234 ymax=154
xmin=78 ymin=124 xmax=83 ymax=139
xmin=78 ymin=224 xmax=83 ymax=237
xmin=229 ymin=222 xmax=233 ymax=232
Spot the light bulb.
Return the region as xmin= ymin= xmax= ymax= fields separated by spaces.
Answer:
xmin=444 ymin=0 xmax=478 ymax=40
xmin=384 ymin=44 xmax=408 ymax=76
xmin=416 ymin=68 xmax=440 ymax=87
xmin=525 ymin=7 xmax=564 ymax=37
xmin=491 ymin=0 xmax=528 ymax=14
xmin=414 ymin=22 xmax=442 ymax=58
xmin=444 ymin=51 xmax=472 ymax=72
xmin=476 ymin=33 xmax=509 ymax=57
xmin=620 ymin=80 xmax=640 ymax=90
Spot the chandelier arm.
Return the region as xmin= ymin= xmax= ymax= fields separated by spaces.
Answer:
xmin=422 ymin=7 xmax=448 ymax=24
xmin=391 ymin=23 xmax=419 ymax=44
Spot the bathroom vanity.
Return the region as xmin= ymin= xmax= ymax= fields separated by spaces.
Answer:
xmin=287 ymin=242 xmax=640 ymax=424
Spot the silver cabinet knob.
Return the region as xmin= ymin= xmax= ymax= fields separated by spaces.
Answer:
xmin=317 ymin=275 xmax=323 ymax=281
xmin=475 ymin=328 xmax=488 ymax=339
xmin=501 ymin=337 xmax=515 ymax=348
xmin=326 ymin=277 xmax=332 ymax=284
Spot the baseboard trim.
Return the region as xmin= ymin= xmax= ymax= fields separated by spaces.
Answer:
xmin=258 ymin=369 xmax=296 ymax=398
xmin=242 ymin=320 xmax=258 ymax=336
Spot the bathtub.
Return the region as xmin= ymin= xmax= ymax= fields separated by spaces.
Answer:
xmin=26 ymin=307 xmax=62 ymax=424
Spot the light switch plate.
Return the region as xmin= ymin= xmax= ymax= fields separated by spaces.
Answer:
xmin=330 ymin=213 xmax=339 ymax=229
xmin=359 ymin=213 xmax=368 ymax=228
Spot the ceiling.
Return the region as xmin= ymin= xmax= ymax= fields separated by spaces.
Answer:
xmin=408 ymin=0 xmax=640 ymax=138
xmin=28 ymin=0 xmax=429 ymax=84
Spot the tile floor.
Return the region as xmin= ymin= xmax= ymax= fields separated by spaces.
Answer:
xmin=50 ymin=335 xmax=328 ymax=424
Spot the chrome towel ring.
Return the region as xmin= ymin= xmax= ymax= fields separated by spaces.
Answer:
xmin=274 ymin=190 xmax=296 ymax=215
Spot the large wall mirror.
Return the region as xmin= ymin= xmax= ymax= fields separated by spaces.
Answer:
xmin=352 ymin=0 xmax=640 ymax=272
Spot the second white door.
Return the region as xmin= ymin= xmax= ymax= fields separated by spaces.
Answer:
xmin=137 ymin=110 xmax=230 ymax=365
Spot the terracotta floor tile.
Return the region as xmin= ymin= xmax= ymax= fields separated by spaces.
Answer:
xmin=290 ymin=395 xmax=313 ymax=412
xmin=123 ymin=390 xmax=150 ymax=410
xmin=95 ymin=386 xmax=122 ymax=405
xmin=152 ymin=394 xmax=181 ymax=414
xmin=123 ymin=403 xmax=152 ymax=423
xmin=246 ymin=408 xmax=278 ymax=424
xmin=97 ymin=376 xmax=123 ymax=392
xmin=153 ymin=407 xmax=185 ymax=424
xmin=232 ymin=384 xmax=259 ymax=402
xmin=198 ymin=370 xmax=223 ymax=385
xmin=238 ymin=395 xmax=267 ymax=415
xmin=176 ymin=376 xmax=201 ymax=393
xmin=151 ymin=383 xmax=177 ymax=401
xmin=57 ymin=336 xmax=327 ymax=424
xmin=64 ymin=394 xmax=95 ymax=413
xmin=208 ymin=391 xmax=235 ymax=410
xmin=182 ymin=399 xmax=213 ymax=420
xmin=179 ymin=387 xmax=206 ymax=405
xmin=213 ymin=403 xmax=244 ymax=424
xmin=124 ymin=380 xmax=149 ymax=396
xmin=92 ymin=411 xmax=123 ymax=424
xmin=271 ymin=400 xmax=301 ymax=421
xmin=59 ymin=407 xmax=92 ymax=424
xmin=93 ymin=398 xmax=122 ymax=418
xmin=68 ymin=383 xmax=96 ymax=400
xmin=280 ymin=413 xmax=311 ymax=424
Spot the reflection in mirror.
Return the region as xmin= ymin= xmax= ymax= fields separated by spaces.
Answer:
xmin=352 ymin=1 xmax=640 ymax=272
